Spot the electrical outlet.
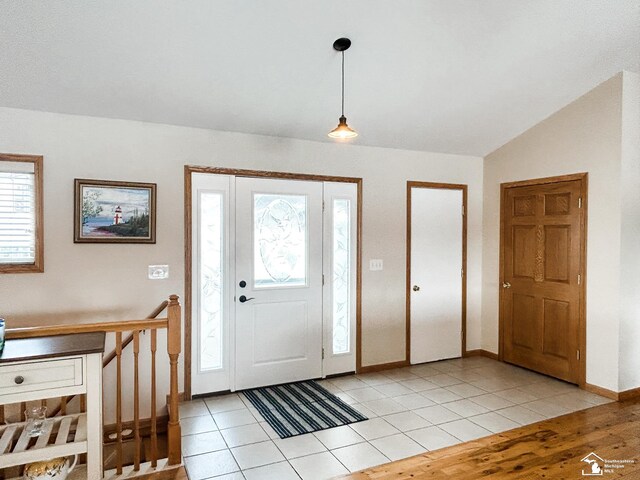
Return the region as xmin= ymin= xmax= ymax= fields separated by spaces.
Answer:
xmin=369 ymin=259 xmax=384 ymax=271
xmin=148 ymin=265 xmax=169 ymax=279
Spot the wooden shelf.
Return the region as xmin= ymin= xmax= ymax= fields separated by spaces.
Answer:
xmin=0 ymin=414 xmax=87 ymax=469
xmin=7 ymin=465 xmax=87 ymax=480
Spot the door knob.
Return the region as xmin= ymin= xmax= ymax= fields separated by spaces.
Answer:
xmin=238 ymin=295 xmax=255 ymax=303
xmin=502 ymin=282 xmax=512 ymax=289
xmin=412 ymin=285 xmax=420 ymax=292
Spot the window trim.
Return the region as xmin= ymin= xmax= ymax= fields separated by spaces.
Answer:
xmin=0 ymin=153 xmax=44 ymax=274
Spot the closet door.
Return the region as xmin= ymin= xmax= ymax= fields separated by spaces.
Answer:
xmin=410 ymin=186 xmax=463 ymax=364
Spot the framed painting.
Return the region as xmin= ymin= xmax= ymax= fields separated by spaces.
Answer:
xmin=74 ymin=179 xmax=157 ymax=243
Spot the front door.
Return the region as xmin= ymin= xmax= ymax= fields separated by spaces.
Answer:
xmin=501 ymin=178 xmax=584 ymax=384
xmin=234 ymin=177 xmax=324 ymax=390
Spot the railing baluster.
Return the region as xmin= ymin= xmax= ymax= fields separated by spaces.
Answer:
xmin=150 ymin=328 xmax=158 ymax=467
xmin=59 ymin=396 xmax=67 ymax=416
xmin=133 ymin=330 xmax=141 ymax=471
xmin=116 ymin=331 xmax=123 ymax=475
xmin=167 ymin=295 xmax=182 ymax=466
xmin=20 ymin=402 xmax=26 ymax=421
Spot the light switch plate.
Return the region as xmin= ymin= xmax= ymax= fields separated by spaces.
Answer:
xmin=148 ymin=265 xmax=169 ymax=279
xmin=369 ymin=259 xmax=384 ymax=271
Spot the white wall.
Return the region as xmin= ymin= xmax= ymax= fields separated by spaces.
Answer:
xmin=0 ymin=106 xmax=483 ymax=372
xmin=619 ymin=71 xmax=640 ymax=391
xmin=482 ymin=73 xmax=627 ymax=392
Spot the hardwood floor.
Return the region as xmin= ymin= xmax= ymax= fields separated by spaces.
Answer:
xmin=339 ymin=399 xmax=640 ymax=479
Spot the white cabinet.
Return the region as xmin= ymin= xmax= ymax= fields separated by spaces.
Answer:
xmin=0 ymin=333 xmax=105 ymax=479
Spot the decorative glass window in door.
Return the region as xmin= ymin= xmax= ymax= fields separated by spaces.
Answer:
xmin=332 ymin=199 xmax=351 ymax=354
xmin=253 ymin=194 xmax=307 ymax=288
xmin=199 ymin=192 xmax=224 ymax=371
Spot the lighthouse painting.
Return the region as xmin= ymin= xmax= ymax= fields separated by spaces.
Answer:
xmin=74 ymin=179 xmax=156 ymax=243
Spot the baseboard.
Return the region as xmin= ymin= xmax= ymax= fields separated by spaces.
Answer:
xmin=583 ymin=383 xmax=619 ymax=400
xmin=464 ymin=349 xmax=499 ymax=360
xmin=583 ymin=383 xmax=640 ymax=401
xmin=619 ymin=386 xmax=640 ymax=401
xmin=358 ymin=360 xmax=409 ymax=374
xmin=167 ymin=392 xmax=187 ymax=403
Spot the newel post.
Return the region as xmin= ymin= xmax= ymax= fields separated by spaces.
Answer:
xmin=167 ymin=294 xmax=182 ymax=465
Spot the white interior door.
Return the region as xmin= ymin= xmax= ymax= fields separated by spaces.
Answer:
xmin=234 ymin=177 xmax=323 ymax=390
xmin=410 ymin=187 xmax=463 ymax=364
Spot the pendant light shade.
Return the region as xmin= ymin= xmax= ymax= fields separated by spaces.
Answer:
xmin=328 ymin=115 xmax=358 ymax=139
xmin=328 ymin=37 xmax=358 ymax=139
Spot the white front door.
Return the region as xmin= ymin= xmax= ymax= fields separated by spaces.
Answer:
xmin=234 ymin=177 xmax=324 ymax=390
xmin=410 ymin=186 xmax=464 ymax=364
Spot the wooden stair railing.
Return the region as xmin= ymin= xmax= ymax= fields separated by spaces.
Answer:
xmin=103 ymin=300 xmax=169 ymax=367
xmin=49 ymin=299 xmax=170 ymax=417
xmin=4 ymin=295 xmax=182 ymax=477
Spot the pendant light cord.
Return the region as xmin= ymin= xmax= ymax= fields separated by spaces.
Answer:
xmin=341 ymin=51 xmax=345 ymax=116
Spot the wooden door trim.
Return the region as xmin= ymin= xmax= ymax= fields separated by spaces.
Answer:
xmin=498 ymin=173 xmax=588 ymax=387
xmin=406 ymin=181 xmax=468 ymax=364
xmin=184 ymin=165 xmax=363 ymax=400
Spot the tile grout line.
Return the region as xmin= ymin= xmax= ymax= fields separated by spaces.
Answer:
xmin=182 ymin=358 xmax=611 ymax=480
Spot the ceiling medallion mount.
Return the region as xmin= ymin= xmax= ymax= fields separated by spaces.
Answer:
xmin=332 ymin=37 xmax=352 ymax=52
xmin=328 ymin=37 xmax=358 ymax=140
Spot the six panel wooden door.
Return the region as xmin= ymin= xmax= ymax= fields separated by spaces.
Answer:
xmin=502 ymin=179 xmax=584 ymax=384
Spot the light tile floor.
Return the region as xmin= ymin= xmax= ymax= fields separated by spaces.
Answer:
xmin=180 ymin=357 xmax=611 ymax=479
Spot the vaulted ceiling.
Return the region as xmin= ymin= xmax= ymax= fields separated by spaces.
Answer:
xmin=1 ymin=1 xmax=638 ymax=156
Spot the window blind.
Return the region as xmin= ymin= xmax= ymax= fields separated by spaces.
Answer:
xmin=0 ymin=171 xmax=36 ymax=264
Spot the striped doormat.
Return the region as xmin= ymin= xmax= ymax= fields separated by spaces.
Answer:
xmin=243 ymin=380 xmax=368 ymax=438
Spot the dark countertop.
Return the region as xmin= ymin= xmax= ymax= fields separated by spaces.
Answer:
xmin=0 ymin=332 xmax=106 ymax=364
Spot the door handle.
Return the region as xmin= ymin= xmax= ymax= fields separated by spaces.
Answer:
xmin=238 ymin=295 xmax=255 ymax=303
xmin=412 ymin=285 xmax=420 ymax=292
xmin=502 ymin=282 xmax=512 ymax=289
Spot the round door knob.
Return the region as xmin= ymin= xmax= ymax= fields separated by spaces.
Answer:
xmin=413 ymin=285 xmax=420 ymax=292
xmin=14 ymin=376 xmax=24 ymax=385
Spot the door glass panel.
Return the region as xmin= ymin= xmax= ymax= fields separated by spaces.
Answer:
xmin=332 ymin=199 xmax=351 ymax=354
xmin=199 ymin=192 xmax=224 ymax=371
xmin=254 ymin=193 xmax=307 ymax=288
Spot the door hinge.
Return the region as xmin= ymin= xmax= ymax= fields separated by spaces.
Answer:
xmin=577 ymin=349 xmax=580 ymax=360
xmin=322 ymin=201 xmax=325 ymax=212
xmin=462 ymin=205 xmax=465 ymax=216
xmin=322 ymin=348 xmax=325 ymax=359
xmin=578 ymin=274 xmax=581 ymax=285
xmin=461 ymin=268 xmax=464 ymax=278
xmin=322 ymin=274 xmax=325 ymax=286
xmin=578 ymin=197 xmax=582 ymax=208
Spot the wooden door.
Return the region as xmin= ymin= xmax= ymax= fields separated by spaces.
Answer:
xmin=501 ymin=178 xmax=585 ymax=384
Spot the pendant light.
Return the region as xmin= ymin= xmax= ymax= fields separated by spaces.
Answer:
xmin=328 ymin=37 xmax=358 ymax=139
